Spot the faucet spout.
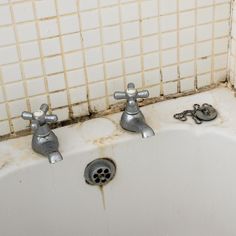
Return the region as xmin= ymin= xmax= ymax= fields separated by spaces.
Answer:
xmin=136 ymin=120 xmax=155 ymax=138
xmin=48 ymin=152 xmax=63 ymax=164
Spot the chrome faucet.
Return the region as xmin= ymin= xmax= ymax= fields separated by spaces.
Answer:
xmin=21 ymin=104 xmax=63 ymax=164
xmin=114 ymin=83 xmax=155 ymax=138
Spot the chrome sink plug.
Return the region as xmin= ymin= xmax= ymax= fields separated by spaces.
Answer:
xmin=114 ymin=83 xmax=155 ymax=138
xmin=21 ymin=104 xmax=63 ymax=164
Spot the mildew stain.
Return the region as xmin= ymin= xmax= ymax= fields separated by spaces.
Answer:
xmin=1 ymin=83 xmax=222 ymax=142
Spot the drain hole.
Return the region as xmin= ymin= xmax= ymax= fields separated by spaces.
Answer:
xmin=93 ymin=174 xmax=98 ymax=179
xmin=105 ymin=173 xmax=111 ymax=179
xmin=84 ymin=158 xmax=116 ymax=186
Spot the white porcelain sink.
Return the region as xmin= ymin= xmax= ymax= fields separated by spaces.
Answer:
xmin=1 ymin=87 xmax=236 ymax=236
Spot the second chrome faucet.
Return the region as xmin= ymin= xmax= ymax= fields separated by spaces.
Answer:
xmin=114 ymin=83 xmax=155 ymax=138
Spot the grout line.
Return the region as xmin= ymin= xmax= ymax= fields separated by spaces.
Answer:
xmin=0 ymin=1 xmax=230 ymax=19
xmin=97 ymin=0 xmax=109 ymax=109
xmin=0 ymin=67 xmax=14 ymax=133
xmin=0 ymin=70 xmax=227 ymax=122
xmin=226 ymin=0 xmax=235 ymax=85
xmin=0 ymin=50 xmax=229 ymax=87
xmin=0 ymin=17 xmax=230 ymax=48
xmin=7 ymin=0 xmax=34 ymax=135
xmin=31 ymin=1 xmax=51 ymax=110
xmin=157 ymin=0 xmax=164 ymax=95
xmin=233 ymin=2 xmax=236 ymax=87
xmin=194 ymin=0 xmax=198 ymax=90
xmin=177 ymin=0 xmax=181 ymax=93
xmin=76 ymin=0 xmax=92 ymax=114
xmin=9 ymin=0 xmax=32 ymax=116
xmin=54 ymin=0 xmax=73 ymax=118
xmin=0 ymin=34 xmax=230 ymax=66
xmin=0 ymin=64 xmax=227 ymax=105
xmin=211 ymin=1 xmax=216 ymax=84
xmin=138 ymin=0 xmax=145 ymax=88
xmin=118 ymin=0 xmax=127 ymax=90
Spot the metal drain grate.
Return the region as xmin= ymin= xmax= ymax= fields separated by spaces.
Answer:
xmin=84 ymin=158 xmax=116 ymax=186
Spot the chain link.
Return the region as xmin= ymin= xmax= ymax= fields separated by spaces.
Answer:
xmin=173 ymin=103 xmax=215 ymax=124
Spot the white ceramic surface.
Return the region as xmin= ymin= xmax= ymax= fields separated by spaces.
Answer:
xmin=1 ymin=87 xmax=236 ymax=236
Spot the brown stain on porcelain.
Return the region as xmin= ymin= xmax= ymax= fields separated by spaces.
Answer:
xmin=7 ymin=137 xmax=42 ymax=163
xmin=0 ymin=148 xmax=14 ymax=170
xmin=93 ymin=131 xmax=123 ymax=146
xmin=91 ymin=117 xmax=124 ymax=147
xmin=99 ymin=186 xmax=106 ymax=210
xmin=91 ymin=117 xmax=119 ymax=207
xmin=0 ymin=159 xmax=10 ymax=170
xmin=9 ymin=136 xmax=32 ymax=151
xmin=18 ymin=151 xmax=40 ymax=162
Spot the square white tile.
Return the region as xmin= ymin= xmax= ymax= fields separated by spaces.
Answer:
xmin=0 ymin=5 xmax=12 ymax=26
xmin=101 ymin=6 xmax=119 ymax=26
xmin=13 ymin=2 xmax=34 ymax=23
xmin=35 ymin=0 xmax=56 ymax=19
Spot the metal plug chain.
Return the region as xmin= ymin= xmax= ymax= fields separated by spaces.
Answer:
xmin=173 ymin=103 xmax=217 ymax=124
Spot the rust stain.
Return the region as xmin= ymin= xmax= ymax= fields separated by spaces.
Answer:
xmin=93 ymin=130 xmax=123 ymax=146
xmin=99 ymin=186 xmax=106 ymax=210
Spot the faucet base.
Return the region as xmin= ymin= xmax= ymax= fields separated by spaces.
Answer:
xmin=120 ymin=112 xmax=155 ymax=138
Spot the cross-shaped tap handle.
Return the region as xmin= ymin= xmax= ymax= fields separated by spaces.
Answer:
xmin=114 ymin=83 xmax=149 ymax=101
xmin=22 ymin=104 xmax=58 ymax=130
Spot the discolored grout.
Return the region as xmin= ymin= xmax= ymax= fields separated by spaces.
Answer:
xmin=0 ymin=82 xmax=224 ymax=142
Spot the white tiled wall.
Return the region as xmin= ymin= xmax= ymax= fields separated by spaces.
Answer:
xmin=0 ymin=0 xmax=231 ymax=136
xmin=230 ymin=0 xmax=236 ymax=85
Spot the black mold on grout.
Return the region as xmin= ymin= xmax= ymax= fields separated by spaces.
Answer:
xmin=0 ymin=81 xmax=228 ymax=142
